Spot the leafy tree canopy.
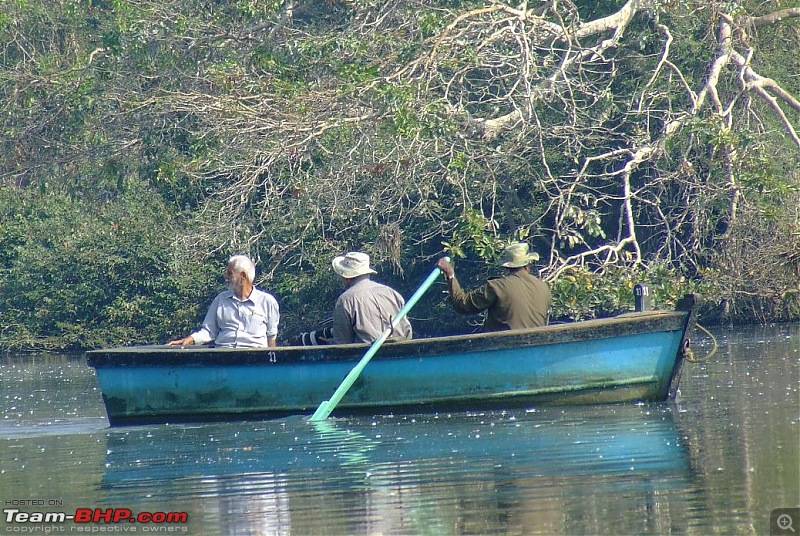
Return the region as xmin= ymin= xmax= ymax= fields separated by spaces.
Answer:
xmin=1 ymin=0 xmax=798 ymax=351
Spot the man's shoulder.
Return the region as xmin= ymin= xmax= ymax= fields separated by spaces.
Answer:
xmin=338 ymin=280 xmax=366 ymax=302
xmin=516 ymin=272 xmax=550 ymax=297
xmin=350 ymin=278 xmax=389 ymax=292
xmin=214 ymin=290 xmax=236 ymax=301
xmin=251 ymin=287 xmax=279 ymax=305
xmin=341 ymin=279 xmax=398 ymax=300
xmin=367 ymin=279 xmax=404 ymax=298
xmin=492 ymin=271 xmax=546 ymax=289
xmin=368 ymin=279 xmax=397 ymax=290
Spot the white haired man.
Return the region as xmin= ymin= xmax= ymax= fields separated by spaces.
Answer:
xmin=168 ymin=254 xmax=280 ymax=348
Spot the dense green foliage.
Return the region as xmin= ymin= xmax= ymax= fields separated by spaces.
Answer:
xmin=0 ymin=183 xmax=221 ymax=351
xmin=0 ymin=0 xmax=798 ymax=351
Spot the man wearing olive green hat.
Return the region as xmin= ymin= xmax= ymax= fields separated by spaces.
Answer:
xmin=436 ymin=243 xmax=551 ymax=331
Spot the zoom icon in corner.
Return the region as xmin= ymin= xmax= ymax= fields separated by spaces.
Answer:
xmin=772 ymin=508 xmax=800 ymax=535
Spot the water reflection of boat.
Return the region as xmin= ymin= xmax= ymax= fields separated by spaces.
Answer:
xmin=86 ymin=296 xmax=697 ymax=426
xmin=101 ymin=408 xmax=692 ymax=487
xmin=100 ymin=409 xmax=696 ymax=534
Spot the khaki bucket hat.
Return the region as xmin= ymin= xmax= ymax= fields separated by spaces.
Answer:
xmin=332 ymin=252 xmax=378 ymax=278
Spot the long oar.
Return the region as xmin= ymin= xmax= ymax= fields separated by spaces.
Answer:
xmin=310 ymin=259 xmax=447 ymax=421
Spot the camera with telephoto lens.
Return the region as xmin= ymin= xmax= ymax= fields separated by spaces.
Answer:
xmin=289 ymin=327 xmax=333 ymax=346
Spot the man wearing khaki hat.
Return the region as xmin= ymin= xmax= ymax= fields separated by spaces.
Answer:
xmin=330 ymin=251 xmax=412 ymax=344
xmin=436 ymin=243 xmax=551 ymax=331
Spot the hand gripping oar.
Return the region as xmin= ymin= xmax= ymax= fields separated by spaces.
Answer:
xmin=310 ymin=259 xmax=448 ymax=421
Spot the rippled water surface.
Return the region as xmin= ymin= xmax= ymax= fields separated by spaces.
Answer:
xmin=1 ymin=324 xmax=798 ymax=535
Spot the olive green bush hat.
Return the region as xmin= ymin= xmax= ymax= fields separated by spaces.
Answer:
xmin=500 ymin=243 xmax=539 ymax=268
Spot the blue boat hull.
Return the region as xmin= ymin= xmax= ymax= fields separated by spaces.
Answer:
xmin=87 ymin=299 xmax=696 ymax=426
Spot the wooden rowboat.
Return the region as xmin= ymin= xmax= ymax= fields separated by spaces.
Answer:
xmin=86 ymin=295 xmax=697 ymax=426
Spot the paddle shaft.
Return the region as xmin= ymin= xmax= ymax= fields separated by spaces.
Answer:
xmin=310 ymin=260 xmax=447 ymax=421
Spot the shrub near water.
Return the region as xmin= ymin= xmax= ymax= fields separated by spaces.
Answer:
xmin=0 ymin=185 xmax=216 ymax=352
xmin=549 ymin=266 xmax=718 ymax=322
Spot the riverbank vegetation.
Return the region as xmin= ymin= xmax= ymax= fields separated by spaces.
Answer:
xmin=1 ymin=0 xmax=798 ymax=352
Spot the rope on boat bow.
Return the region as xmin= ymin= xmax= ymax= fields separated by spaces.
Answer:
xmin=685 ymin=323 xmax=718 ymax=362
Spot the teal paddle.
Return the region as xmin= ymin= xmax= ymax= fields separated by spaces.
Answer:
xmin=310 ymin=259 xmax=448 ymax=421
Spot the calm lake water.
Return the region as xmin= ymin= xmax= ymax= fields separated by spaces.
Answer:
xmin=1 ymin=324 xmax=798 ymax=535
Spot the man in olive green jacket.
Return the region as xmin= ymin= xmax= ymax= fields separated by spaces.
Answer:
xmin=436 ymin=243 xmax=551 ymax=331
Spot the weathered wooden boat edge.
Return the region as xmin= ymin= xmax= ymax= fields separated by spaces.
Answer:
xmin=86 ymin=307 xmax=692 ymax=366
xmin=87 ymin=295 xmax=699 ymax=426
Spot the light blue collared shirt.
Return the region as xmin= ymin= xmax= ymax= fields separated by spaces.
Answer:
xmin=191 ymin=288 xmax=279 ymax=348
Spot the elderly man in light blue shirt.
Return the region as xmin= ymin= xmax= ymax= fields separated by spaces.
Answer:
xmin=168 ymin=255 xmax=280 ymax=348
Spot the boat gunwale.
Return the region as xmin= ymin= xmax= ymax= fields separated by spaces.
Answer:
xmin=86 ymin=309 xmax=690 ymax=368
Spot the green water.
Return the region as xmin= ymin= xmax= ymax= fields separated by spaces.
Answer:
xmin=1 ymin=324 xmax=797 ymax=535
